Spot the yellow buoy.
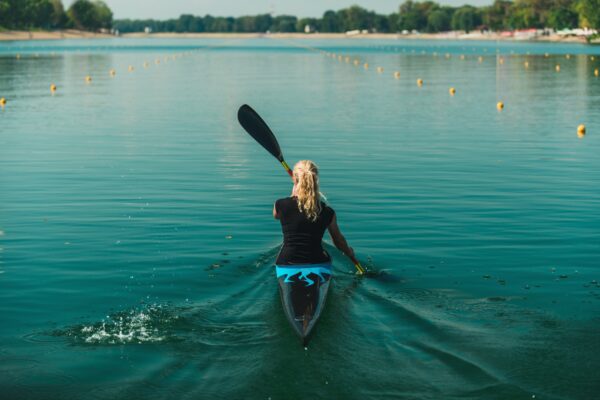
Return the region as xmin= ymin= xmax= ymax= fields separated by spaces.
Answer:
xmin=143 ymin=62 xmax=149 ymax=68
xmin=417 ymin=78 xmax=423 ymax=87
xmin=353 ymin=59 xmax=359 ymax=66
xmin=449 ymin=87 xmax=456 ymax=96
xmin=595 ymin=68 xmax=599 ymax=77
xmin=345 ymin=56 xmax=350 ymax=63
xmin=555 ymin=64 xmax=560 ymax=72
xmin=445 ymin=53 xmax=450 ymax=59
xmin=0 ymin=97 xmax=6 ymax=107
xmin=85 ymin=75 xmax=92 ymax=83
xmin=155 ymin=59 xmax=160 ymax=64
xmin=591 ymin=56 xmax=595 ymax=61
xmin=460 ymin=54 xmax=465 ymax=60
xmin=50 ymin=84 xmax=57 ymax=93
xmin=577 ymin=124 xmax=586 ymax=137
xmin=109 ymin=69 xmax=116 ymax=77
xmin=364 ymin=63 xmax=369 ymax=69
xmin=338 ymin=55 xmax=342 ymax=61
xmin=499 ymin=57 xmax=504 ymax=65
xmin=394 ymin=71 xmax=401 ymax=79
xmin=497 ymin=101 xmax=504 ymax=111
xmin=524 ymin=61 xmax=529 ymax=68
xmin=128 ymin=65 xmax=134 ymax=72
xmin=16 ymin=54 xmax=21 ymax=60
xmin=478 ymin=56 xmax=483 ymax=63
xmin=377 ymin=66 xmax=384 ymax=73
xmin=544 ymin=53 xmax=549 ymax=58
xmin=565 ymin=54 xmax=571 ymax=59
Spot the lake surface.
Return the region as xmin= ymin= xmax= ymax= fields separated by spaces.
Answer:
xmin=1 ymin=38 xmax=599 ymax=400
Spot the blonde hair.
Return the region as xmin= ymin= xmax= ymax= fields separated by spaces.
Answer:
xmin=293 ymin=160 xmax=322 ymax=222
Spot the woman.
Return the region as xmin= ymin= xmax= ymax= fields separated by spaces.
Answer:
xmin=273 ymin=160 xmax=356 ymax=280
xmin=273 ymin=160 xmax=356 ymax=343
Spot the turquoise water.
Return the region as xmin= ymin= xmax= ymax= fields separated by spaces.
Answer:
xmin=1 ymin=38 xmax=599 ymax=399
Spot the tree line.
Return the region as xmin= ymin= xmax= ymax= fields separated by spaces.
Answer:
xmin=1 ymin=0 xmax=599 ymax=34
xmin=0 ymin=0 xmax=112 ymax=31
xmin=114 ymin=0 xmax=600 ymax=34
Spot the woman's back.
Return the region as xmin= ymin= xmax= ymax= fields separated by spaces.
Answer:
xmin=275 ymin=196 xmax=335 ymax=265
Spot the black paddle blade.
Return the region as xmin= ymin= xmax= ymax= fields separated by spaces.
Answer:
xmin=237 ymin=104 xmax=284 ymax=162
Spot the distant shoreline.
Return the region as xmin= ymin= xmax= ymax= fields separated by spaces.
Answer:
xmin=125 ymin=32 xmax=591 ymax=43
xmin=0 ymin=30 xmax=594 ymax=44
xmin=0 ymin=29 xmax=114 ymax=41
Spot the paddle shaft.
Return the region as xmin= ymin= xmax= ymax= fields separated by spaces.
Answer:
xmin=280 ymin=160 xmax=293 ymax=177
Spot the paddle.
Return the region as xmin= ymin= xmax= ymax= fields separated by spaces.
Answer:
xmin=237 ymin=104 xmax=293 ymax=177
xmin=237 ymin=104 xmax=366 ymax=275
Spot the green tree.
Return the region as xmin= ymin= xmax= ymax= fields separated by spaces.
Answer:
xmin=398 ymin=0 xmax=436 ymax=31
xmin=296 ymin=17 xmax=319 ymax=32
xmin=233 ymin=16 xmax=257 ymax=32
xmin=254 ymin=14 xmax=272 ymax=32
xmin=373 ymin=14 xmax=390 ymax=32
xmin=189 ymin=16 xmax=204 ymax=32
xmin=321 ymin=10 xmax=339 ymax=32
xmin=50 ymin=0 xmax=67 ymax=28
xmin=482 ymin=0 xmax=512 ymax=30
xmin=451 ymin=6 xmax=482 ymax=32
xmin=203 ymin=15 xmax=214 ymax=31
xmin=427 ymin=7 xmax=454 ymax=32
xmin=176 ymin=14 xmax=194 ymax=32
xmin=1 ymin=0 xmax=25 ymax=28
xmin=547 ymin=0 xmax=578 ymax=29
xmin=0 ymin=0 xmax=11 ymax=27
xmin=28 ymin=0 xmax=55 ymax=28
xmin=388 ymin=12 xmax=401 ymax=32
xmin=68 ymin=0 xmax=112 ymax=31
xmin=337 ymin=5 xmax=373 ymax=31
xmin=203 ymin=15 xmax=233 ymax=32
xmin=506 ymin=0 xmax=554 ymax=29
xmin=109 ymin=0 xmax=600 ymax=35
xmin=577 ymin=0 xmax=600 ymax=28
xmin=68 ymin=0 xmax=97 ymax=30
xmin=272 ymin=15 xmax=298 ymax=32
xmin=94 ymin=1 xmax=112 ymax=28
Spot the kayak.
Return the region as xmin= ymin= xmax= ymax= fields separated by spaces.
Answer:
xmin=276 ymin=263 xmax=332 ymax=345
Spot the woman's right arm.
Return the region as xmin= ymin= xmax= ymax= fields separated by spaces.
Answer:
xmin=327 ymin=215 xmax=355 ymax=261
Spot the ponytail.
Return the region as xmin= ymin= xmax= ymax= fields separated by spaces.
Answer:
xmin=293 ymin=160 xmax=321 ymax=222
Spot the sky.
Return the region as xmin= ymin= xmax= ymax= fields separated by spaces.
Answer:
xmin=66 ymin=0 xmax=492 ymax=20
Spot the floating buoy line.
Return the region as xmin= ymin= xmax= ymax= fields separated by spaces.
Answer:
xmin=0 ymin=43 xmax=232 ymax=113
xmin=278 ymin=38 xmax=596 ymax=138
xmin=1 ymin=40 xmax=597 ymax=137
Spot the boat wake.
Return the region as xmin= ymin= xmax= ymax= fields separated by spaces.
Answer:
xmin=51 ymin=304 xmax=187 ymax=345
xmin=43 ymin=246 xmax=600 ymax=399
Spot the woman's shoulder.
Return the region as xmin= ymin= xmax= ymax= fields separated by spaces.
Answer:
xmin=275 ymin=196 xmax=295 ymax=209
xmin=321 ymin=201 xmax=335 ymax=216
xmin=276 ymin=196 xmax=295 ymax=203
